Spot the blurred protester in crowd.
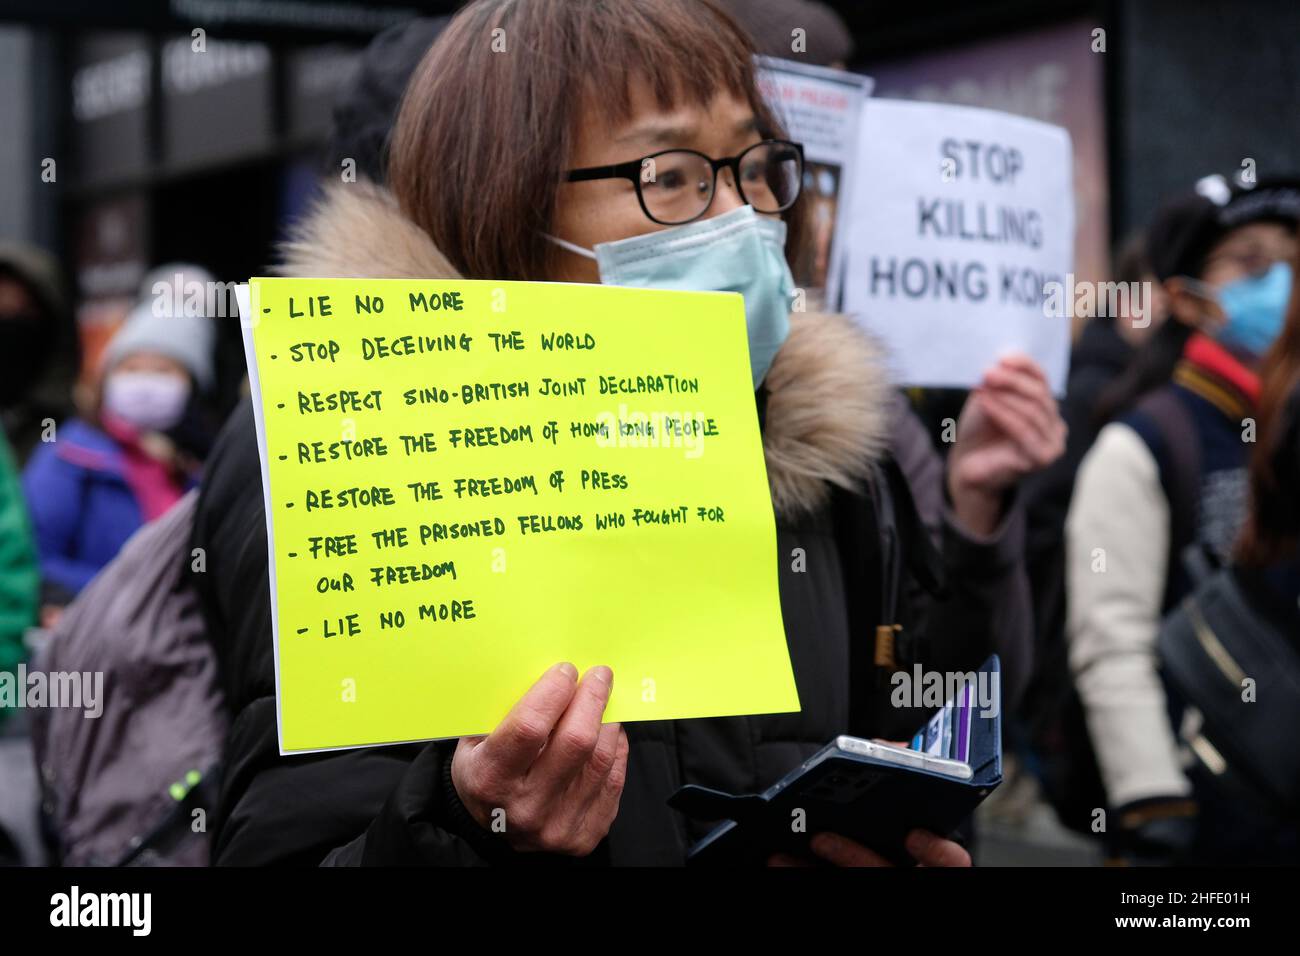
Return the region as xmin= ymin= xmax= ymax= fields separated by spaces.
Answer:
xmin=324 ymin=17 xmax=450 ymax=185
xmin=718 ymin=0 xmax=852 ymax=68
xmin=1197 ymin=240 xmax=1300 ymax=864
xmin=190 ymin=0 xmax=1060 ymax=867
xmin=136 ymin=264 xmax=224 ymax=461
xmin=1066 ymin=177 xmax=1299 ymax=862
xmin=0 ymin=244 xmax=52 ymax=724
xmin=22 ymin=294 xmax=214 ymax=617
xmin=1018 ymin=230 xmax=1168 ymax=829
xmin=0 ymin=427 xmax=37 ymax=726
xmin=0 ymin=419 xmax=38 ymax=731
xmin=1074 ymin=231 xmax=1170 ymax=419
xmin=1029 ymin=231 xmax=1170 ymax=626
xmin=0 ymin=241 xmax=71 ymax=459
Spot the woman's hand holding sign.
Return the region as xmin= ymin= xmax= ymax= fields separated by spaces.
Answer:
xmin=451 ymin=662 xmax=628 ymax=855
xmin=946 ymin=352 xmax=1067 ymax=535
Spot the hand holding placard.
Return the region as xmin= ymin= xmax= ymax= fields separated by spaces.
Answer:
xmin=451 ymin=662 xmax=629 ymax=854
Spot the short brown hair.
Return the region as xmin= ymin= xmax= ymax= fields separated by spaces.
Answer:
xmin=388 ymin=0 xmax=803 ymax=281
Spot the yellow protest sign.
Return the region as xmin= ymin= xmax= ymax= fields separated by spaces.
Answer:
xmin=239 ymin=277 xmax=798 ymax=753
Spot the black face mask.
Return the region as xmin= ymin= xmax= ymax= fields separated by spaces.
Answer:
xmin=0 ymin=311 xmax=54 ymax=408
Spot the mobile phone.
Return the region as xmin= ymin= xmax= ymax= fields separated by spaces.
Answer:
xmin=677 ymin=656 xmax=1003 ymax=865
xmin=834 ymin=736 xmax=973 ymax=780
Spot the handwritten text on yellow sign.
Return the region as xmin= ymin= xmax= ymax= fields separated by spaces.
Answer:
xmin=244 ymin=277 xmax=797 ymax=752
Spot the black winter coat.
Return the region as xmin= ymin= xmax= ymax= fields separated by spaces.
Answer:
xmin=190 ymin=182 xmax=1031 ymax=866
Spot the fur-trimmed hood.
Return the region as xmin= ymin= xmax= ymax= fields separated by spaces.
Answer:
xmin=278 ymin=180 xmax=892 ymax=519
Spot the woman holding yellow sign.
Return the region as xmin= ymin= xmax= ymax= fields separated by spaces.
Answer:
xmin=194 ymin=0 xmax=1062 ymax=867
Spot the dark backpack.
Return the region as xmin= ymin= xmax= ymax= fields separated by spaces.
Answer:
xmin=29 ymin=492 xmax=227 ymax=866
xmin=1158 ymin=550 xmax=1300 ymax=817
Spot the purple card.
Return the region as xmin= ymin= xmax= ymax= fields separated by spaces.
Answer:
xmin=955 ymin=683 xmax=973 ymax=762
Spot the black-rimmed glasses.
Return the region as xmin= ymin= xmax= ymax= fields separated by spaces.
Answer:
xmin=565 ymin=139 xmax=804 ymax=226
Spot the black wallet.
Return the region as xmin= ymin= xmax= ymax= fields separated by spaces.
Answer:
xmin=671 ymin=655 xmax=1003 ymax=865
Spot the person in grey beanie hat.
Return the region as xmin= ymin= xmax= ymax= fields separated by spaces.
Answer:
xmin=22 ymin=298 xmax=211 ymax=605
xmin=101 ymin=300 xmax=216 ymax=394
xmin=138 ymin=262 xmax=218 ymax=319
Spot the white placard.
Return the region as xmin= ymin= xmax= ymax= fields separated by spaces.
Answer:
xmin=842 ymin=99 xmax=1074 ymax=392
xmin=756 ymin=56 xmax=873 ymax=308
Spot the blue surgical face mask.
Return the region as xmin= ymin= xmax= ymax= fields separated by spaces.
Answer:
xmin=1193 ymin=261 xmax=1293 ymax=357
xmin=548 ymin=205 xmax=795 ymax=389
